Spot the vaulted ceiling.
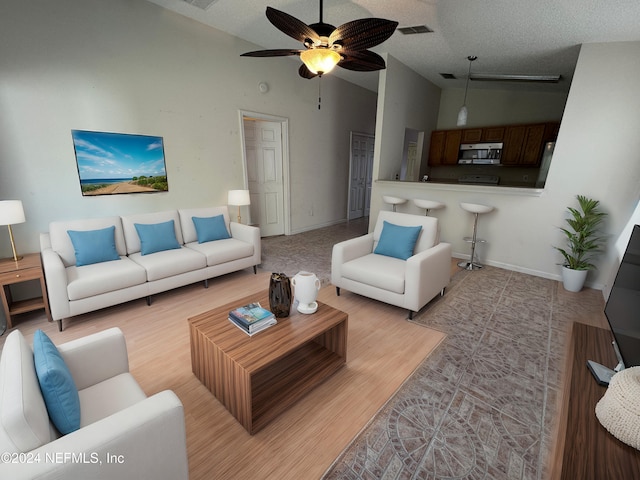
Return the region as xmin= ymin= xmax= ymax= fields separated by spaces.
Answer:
xmin=146 ymin=0 xmax=640 ymax=93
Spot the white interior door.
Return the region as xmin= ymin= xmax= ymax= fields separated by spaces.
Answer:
xmin=348 ymin=133 xmax=374 ymax=220
xmin=243 ymin=118 xmax=285 ymax=237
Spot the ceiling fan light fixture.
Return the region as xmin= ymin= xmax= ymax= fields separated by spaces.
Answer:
xmin=300 ymin=48 xmax=341 ymax=75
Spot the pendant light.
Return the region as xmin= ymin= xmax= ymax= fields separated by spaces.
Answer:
xmin=457 ymin=55 xmax=477 ymax=127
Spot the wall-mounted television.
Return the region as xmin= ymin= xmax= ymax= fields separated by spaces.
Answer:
xmin=71 ymin=130 xmax=169 ymax=196
xmin=588 ymin=224 xmax=640 ymax=385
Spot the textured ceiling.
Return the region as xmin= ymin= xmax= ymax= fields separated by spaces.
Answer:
xmin=146 ymin=0 xmax=640 ymax=93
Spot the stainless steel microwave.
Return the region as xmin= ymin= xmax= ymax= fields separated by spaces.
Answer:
xmin=458 ymin=143 xmax=503 ymax=165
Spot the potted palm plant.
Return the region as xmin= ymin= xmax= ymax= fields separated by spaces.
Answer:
xmin=554 ymin=194 xmax=607 ymax=292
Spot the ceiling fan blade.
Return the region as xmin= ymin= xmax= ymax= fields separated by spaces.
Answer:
xmin=266 ymin=6 xmax=321 ymax=45
xmin=298 ymin=63 xmax=318 ymax=79
xmin=330 ymin=18 xmax=398 ymax=51
xmin=241 ymin=49 xmax=301 ymax=58
xmin=338 ymin=50 xmax=387 ymax=72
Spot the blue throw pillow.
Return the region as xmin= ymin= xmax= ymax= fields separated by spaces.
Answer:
xmin=374 ymin=221 xmax=422 ymax=260
xmin=134 ymin=220 xmax=181 ymax=255
xmin=67 ymin=226 xmax=120 ymax=266
xmin=33 ymin=329 xmax=81 ymax=435
xmin=192 ymin=215 xmax=231 ymax=243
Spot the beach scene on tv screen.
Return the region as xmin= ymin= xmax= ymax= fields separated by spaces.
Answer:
xmin=72 ymin=129 xmax=169 ymax=196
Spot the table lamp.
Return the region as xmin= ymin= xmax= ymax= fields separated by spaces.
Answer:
xmin=228 ymin=190 xmax=250 ymax=224
xmin=0 ymin=200 xmax=26 ymax=262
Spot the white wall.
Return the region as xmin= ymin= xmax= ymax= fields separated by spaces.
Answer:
xmin=0 ymin=0 xmax=377 ymax=256
xmin=604 ymin=198 xmax=640 ymax=299
xmin=437 ymin=87 xmax=568 ymax=129
xmin=371 ymin=54 xmax=441 ymax=201
xmin=372 ymin=41 xmax=640 ymax=290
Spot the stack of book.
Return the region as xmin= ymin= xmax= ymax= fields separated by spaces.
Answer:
xmin=228 ymin=302 xmax=277 ymax=336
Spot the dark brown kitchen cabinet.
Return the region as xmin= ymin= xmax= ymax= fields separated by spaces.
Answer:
xmin=443 ymin=130 xmax=463 ymax=164
xmin=502 ymin=125 xmax=527 ymax=164
xmin=461 ymin=128 xmax=482 ymax=143
xmin=428 ymin=130 xmax=462 ymax=166
xmin=428 ymin=121 xmax=558 ymax=167
xmin=428 ymin=131 xmax=445 ymax=166
xmin=543 ymin=122 xmax=560 ymax=142
xmin=481 ymin=126 xmax=505 ymax=142
xmin=520 ymin=124 xmax=546 ymax=165
xmin=503 ymin=123 xmax=551 ymax=166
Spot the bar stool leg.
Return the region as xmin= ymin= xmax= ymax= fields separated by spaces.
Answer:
xmin=458 ymin=212 xmax=484 ymax=270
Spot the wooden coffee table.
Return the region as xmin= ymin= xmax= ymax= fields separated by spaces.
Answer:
xmin=188 ymin=291 xmax=348 ymax=434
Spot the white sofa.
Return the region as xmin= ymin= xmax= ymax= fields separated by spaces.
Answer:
xmin=0 ymin=327 xmax=188 ymax=480
xmin=41 ymin=206 xmax=260 ymax=330
xmin=331 ymin=211 xmax=452 ymax=319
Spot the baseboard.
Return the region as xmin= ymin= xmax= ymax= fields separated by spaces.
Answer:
xmin=289 ymin=218 xmax=349 ymax=235
xmin=451 ymin=253 xmax=605 ymax=292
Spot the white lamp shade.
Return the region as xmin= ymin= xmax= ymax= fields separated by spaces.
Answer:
xmin=228 ymin=190 xmax=250 ymax=206
xmin=456 ymin=105 xmax=468 ymax=127
xmin=0 ymin=200 xmax=26 ymax=226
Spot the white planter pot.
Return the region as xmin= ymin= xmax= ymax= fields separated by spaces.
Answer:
xmin=562 ymin=266 xmax=588 ymax=292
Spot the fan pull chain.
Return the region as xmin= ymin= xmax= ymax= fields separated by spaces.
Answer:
xmin=318 ymin=76 xmax=322 ymax=110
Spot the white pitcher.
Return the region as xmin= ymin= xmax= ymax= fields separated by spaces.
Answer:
xmin=292 ymin=271 xmax=321 ymax=314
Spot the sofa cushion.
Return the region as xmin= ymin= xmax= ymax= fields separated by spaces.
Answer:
xmin=122 ymin=210 xmax=184 ymax=255
xmin=178 ymin=206 xmax=231 ymax=244
xmin=192 ymin=215 xmax=231 ymax=243
xmin=341 ymin=253 xmax=406 ymax=294
xmin=67 ymin=226 xmax=121 ymax=266
xmin=49 ymin=216 xmax=126 ymax=267
xmin=374 ymin=221 xmax=422 ymax=260
xmin=0 ymin=330 xmax=51 ymax=453
xmin=185 ymin=238 xmax=254 ymax=267
xmin=134 ymin=220 xmax=182 ymax=255
xmin=78 ymin=373 xmax=146 ymax=427
xmin=66 ymin=257 xmax=147 ymax=301
xmin=129 ymin=247 xmax=207 ymax=282
xmin=33 ymin=330 xmax=81 ymax=435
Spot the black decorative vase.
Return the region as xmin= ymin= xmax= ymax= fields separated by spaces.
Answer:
xmin=269 ymin=272 xmax=292 ymax=318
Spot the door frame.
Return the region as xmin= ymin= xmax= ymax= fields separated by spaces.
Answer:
xmin=239 ymin=110 xmax=291 ymax=236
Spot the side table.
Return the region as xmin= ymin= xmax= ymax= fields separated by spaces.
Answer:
xmin=0 ymin=253 xmax=52 ymax=330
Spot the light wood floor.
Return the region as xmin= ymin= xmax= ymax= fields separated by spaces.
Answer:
xmin=2 ymin=268 xmax=448 ymax=480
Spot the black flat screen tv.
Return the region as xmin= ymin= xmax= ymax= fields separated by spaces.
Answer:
xmin=588 ymin=224 xmax=640 ymax=385
xmin=604 ymin=224 xmax=640 ymax=369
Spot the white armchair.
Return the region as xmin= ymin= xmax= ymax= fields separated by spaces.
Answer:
xmin=0 ymin=328 xmax=188 ymax=479
xmin=331 ymin=211 xmax=452 ymax=319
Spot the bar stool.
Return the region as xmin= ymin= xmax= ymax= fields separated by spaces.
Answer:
xmin=458 ymin=202 xmax=494 ymax=270
xmin=413 ymin=199 xmax=445 ymax=216
xmin=382 ymin=195 xmax=407 ymax=212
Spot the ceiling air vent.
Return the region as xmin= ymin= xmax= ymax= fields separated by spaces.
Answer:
xmin=181 ymin=0 xmax=219 ymax=9
xmin=440 ymin=73 xmax=457 ymax=79
xmin=398 ymin=25 xmax=434 ymax=35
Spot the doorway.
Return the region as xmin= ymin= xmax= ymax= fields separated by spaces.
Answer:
xmin=347 ymin=132 xmax=374 ymax=220
xmin=240 ymin=111 xmax=290 ymax=237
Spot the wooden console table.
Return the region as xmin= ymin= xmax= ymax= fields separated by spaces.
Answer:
xmin=189 ymin=292 xmax=348 ymax=434
xmin=0 ymin=253 xmax=52 ymax=329
xmin=552 ymin=322 xmax=640 ymax=479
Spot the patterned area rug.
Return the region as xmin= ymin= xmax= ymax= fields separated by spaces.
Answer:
xmin=322 ymin=265 xmax=604 ymax=480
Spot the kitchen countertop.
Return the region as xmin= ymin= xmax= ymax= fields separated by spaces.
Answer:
xmin=376 ymin=179 xmax=544 ymax=197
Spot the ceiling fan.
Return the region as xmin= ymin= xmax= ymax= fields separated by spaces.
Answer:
xmin=241 ymin=1 xmax=398 ymax=79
